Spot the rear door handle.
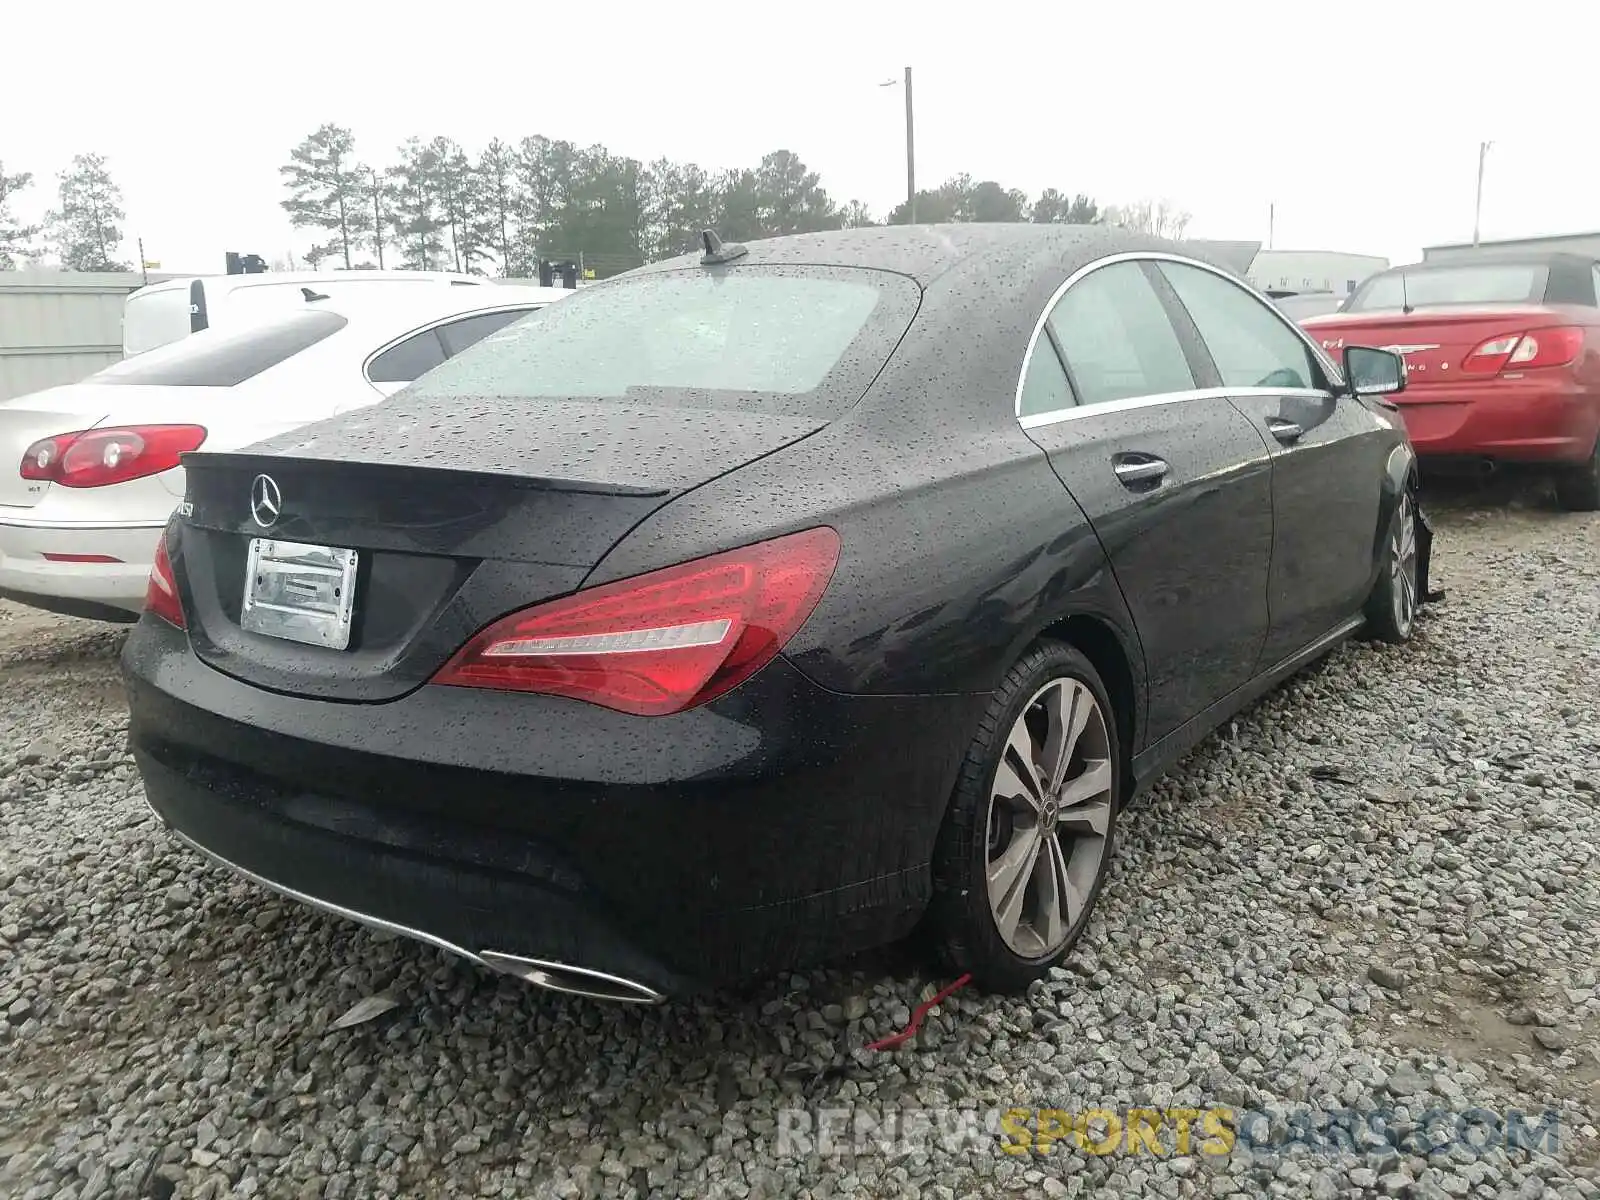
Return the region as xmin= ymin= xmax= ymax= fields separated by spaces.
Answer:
xmin=1266 ymin=418 xmax=1303 ymax=443
xmin=1112 ymin=454 xmax=1170 ymax=487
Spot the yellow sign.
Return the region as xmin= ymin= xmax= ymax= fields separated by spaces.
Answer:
xmin=143 ymin=261 xmax=161 ymax=269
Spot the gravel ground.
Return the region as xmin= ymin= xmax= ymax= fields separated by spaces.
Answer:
xmin=0 ymin=476 xmax=1596 ymax=1200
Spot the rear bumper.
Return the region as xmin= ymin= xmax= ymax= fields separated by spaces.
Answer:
xmin=0 ymin=516 xmax=161 ymax=616
xmin=1397 ymin=376 xmax=1600 ymax=464
xmin=123 ymin=616 xmax=980 ymax=994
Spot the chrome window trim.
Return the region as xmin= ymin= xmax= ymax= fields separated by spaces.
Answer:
xmin=1017 ymin=384 xmax=1335 ymax=431
xmin=360 ymin=303 xmax=544 ymax=385
xmin=1012 ymin=251 xmax=1345 ymax=425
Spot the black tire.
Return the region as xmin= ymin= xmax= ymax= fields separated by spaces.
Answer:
xmin=1364 ymin=483 xmax=1419 ymax=644
xmin=929 ymin=640 xmax=1123 ymax=993
xmin=1554 ymin=437 xmax=1600 ymax=512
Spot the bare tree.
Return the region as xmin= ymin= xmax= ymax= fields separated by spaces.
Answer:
xmin=1104 ymin=198 xmax=1192 ymax=240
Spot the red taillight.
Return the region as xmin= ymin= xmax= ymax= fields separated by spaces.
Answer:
xmin=20 ymin=431 xmax=86 ymax=481
xmin=145 ymin=532 xmax=185 ymax=629
xmin=1462 ymin=327 xmax=1584 ymax=376
xmin=19 ymin=425 xmax=207 ymax=488
xmin=431 ymin=527 xmax=842 ymax=716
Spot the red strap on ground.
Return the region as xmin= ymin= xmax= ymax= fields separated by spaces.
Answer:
xmin=862 ymin=973 xmax=972 ymax=1053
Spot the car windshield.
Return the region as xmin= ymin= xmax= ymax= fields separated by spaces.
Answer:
xmin=1345 ymin=263 xmax=1548 ymax=312
xmin=402 ymin=265 xmax=922 ymax=418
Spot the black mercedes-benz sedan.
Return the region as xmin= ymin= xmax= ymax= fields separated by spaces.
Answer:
xmin=123 ymin=224 xmax=1429 ymax=1004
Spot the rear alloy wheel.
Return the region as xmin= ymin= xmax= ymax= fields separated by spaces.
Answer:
xmin=1364 ymin=486 xmax=1419 ymax=644
xmin=1554 ymin=437 xmax=1600 ymax=512
xmin=930 ymin=641 xmax=1121 ymax=992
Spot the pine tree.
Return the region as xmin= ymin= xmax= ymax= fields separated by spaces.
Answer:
xmin=0 ymin=161 xmax=41 ymax=268
xmin=279 ymin=124 xmax=373 ymax=269
xmin=48 ymin=153 xmax=127 ymax=271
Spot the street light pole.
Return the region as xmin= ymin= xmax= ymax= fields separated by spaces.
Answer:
xmin=880 ymin=69 xmax=917 ymax=223
xmin=903 ymin=66 xmax=916 ymax=224
xmin=1473 ymin=141 xmax=1493 ymax=248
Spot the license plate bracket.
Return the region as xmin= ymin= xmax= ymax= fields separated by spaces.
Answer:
xmin=241 ymin=538 xmax=359 ymax=650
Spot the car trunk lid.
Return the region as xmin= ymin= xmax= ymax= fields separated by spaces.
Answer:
xmin=1301 ymin=306 xmax=1574 ymax=394
xmin=0 ymin=385 xmax=113 ymax=508
xmin=174 ymin=396 xmax=827 ymax=702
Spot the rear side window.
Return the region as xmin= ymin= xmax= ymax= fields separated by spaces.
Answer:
xmin=122 ymin=287 xmax=194 ymax=356
xmin=1345 ymin=264 xmax=1548 ymax=312
xmin=367 ymin=328 xmax=447 ymax=383
xmin=1046 ymin=262 xmax=1195 ymax=406
xmin=91 ymin=309 xmax=348 ymax=387
xmin=403 ymin=266 xmax=922 ymax=418
xmin=1158 ymin=261 xmax=1318 ymax=391
xmin=436 ymin=307 xmax=537 ymax=356
xmin=1017 ymin=342 xmax=1076 ymax=417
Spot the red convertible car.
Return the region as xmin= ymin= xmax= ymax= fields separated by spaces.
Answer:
xmin=1303 ymin=252 xmax=1600 ymax=510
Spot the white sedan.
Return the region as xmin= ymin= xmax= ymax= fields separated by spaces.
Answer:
xmin=0 ymin=282 xmax=570 ymax=621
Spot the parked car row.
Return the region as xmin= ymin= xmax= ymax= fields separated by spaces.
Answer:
xmin=107 ymin=224 xmax=1435 ymax=1004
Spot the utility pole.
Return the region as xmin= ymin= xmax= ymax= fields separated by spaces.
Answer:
xmin=1267 ymin=203 xmax=1274 ymax=251
xmin=137 ymin=237 xmax=149 ymax=286
xmin=904 ymin=66 xmax=916 ymax=223
xmin=1473 ymin=141 xmax=1493 ymax=247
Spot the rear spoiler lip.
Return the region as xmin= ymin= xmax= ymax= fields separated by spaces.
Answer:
xmin=176 ymin=450 xmax=671 ymax=499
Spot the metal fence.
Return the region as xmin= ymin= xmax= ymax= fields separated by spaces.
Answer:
xmin=0 ymin=271 xmax=172 ymax=402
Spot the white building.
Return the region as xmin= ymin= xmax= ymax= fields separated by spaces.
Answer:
xmin=1245 ymin=250 xmax=1390 ymax=299
xmin=1422 ymin=231 xmax=1600 ymax=263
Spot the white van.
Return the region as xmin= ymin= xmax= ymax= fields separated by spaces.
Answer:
xmin=121 ymin=269 xmax=489 ymax=357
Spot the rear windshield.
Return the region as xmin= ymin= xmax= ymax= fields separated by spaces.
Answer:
xmin=123 ymin=287 xmax=193 ymax=356
xmin=1345 ymin=263 xmax=1548 ymax=312
xmin=402 ymin=265 xmax=922 ymax=418
xmin=90 ymin=309 xmax=348 ymax=387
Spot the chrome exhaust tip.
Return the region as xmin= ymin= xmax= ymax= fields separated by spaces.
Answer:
xmin=477 ymin=950 xmax=667 ymax=1005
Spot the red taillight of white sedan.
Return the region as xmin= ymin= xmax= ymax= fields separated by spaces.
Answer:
xmin=20 ymin=425 xmax=207 ymax=488
xmin=431 ymin=526 xmax=841 ymax=716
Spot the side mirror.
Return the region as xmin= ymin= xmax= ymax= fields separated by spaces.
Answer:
xmin=1342 ymin=345 xmax=1407 ymax=398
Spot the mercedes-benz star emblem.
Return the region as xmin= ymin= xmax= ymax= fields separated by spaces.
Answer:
xmin=250 ymin=474 xmax=282 ymax=528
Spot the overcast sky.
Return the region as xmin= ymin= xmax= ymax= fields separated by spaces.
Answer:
xmin=7 ymin=0 xmax=1599 ymax=275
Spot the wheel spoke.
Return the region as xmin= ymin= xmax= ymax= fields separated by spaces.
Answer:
xmin=1035 ymin=833 xmax=1067 ymax=949
xmin=1039 ymin=680 xmax=1090 ymax=796
xmin=1057 ymin=795 xmax=1113 ymax=837
xmin=999 ymin=723 xmax=1044 ymax=811
xmin=994 ymin=757 xmax=1039 ymax=812
xmin=1063 ymin=835 xmax=1099 ymax=926
xmin=988 ymin=826 xmax=1042 ymax=944
xmin=1059 ymin=757 xmax=1113 ymax=808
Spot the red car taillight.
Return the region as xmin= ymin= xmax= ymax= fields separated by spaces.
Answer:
xmin=19 ymin=425 xmax=207 ymax=488
xmin=19 ymin=431 xmax=85 ymax=481
xmin=145 ymin=532 xmax=186 ymax=629
xmin=1461 ymin=327 xmax=1584 ymax=376
xmin=431 ymin=526 xmax=841 ymax=716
